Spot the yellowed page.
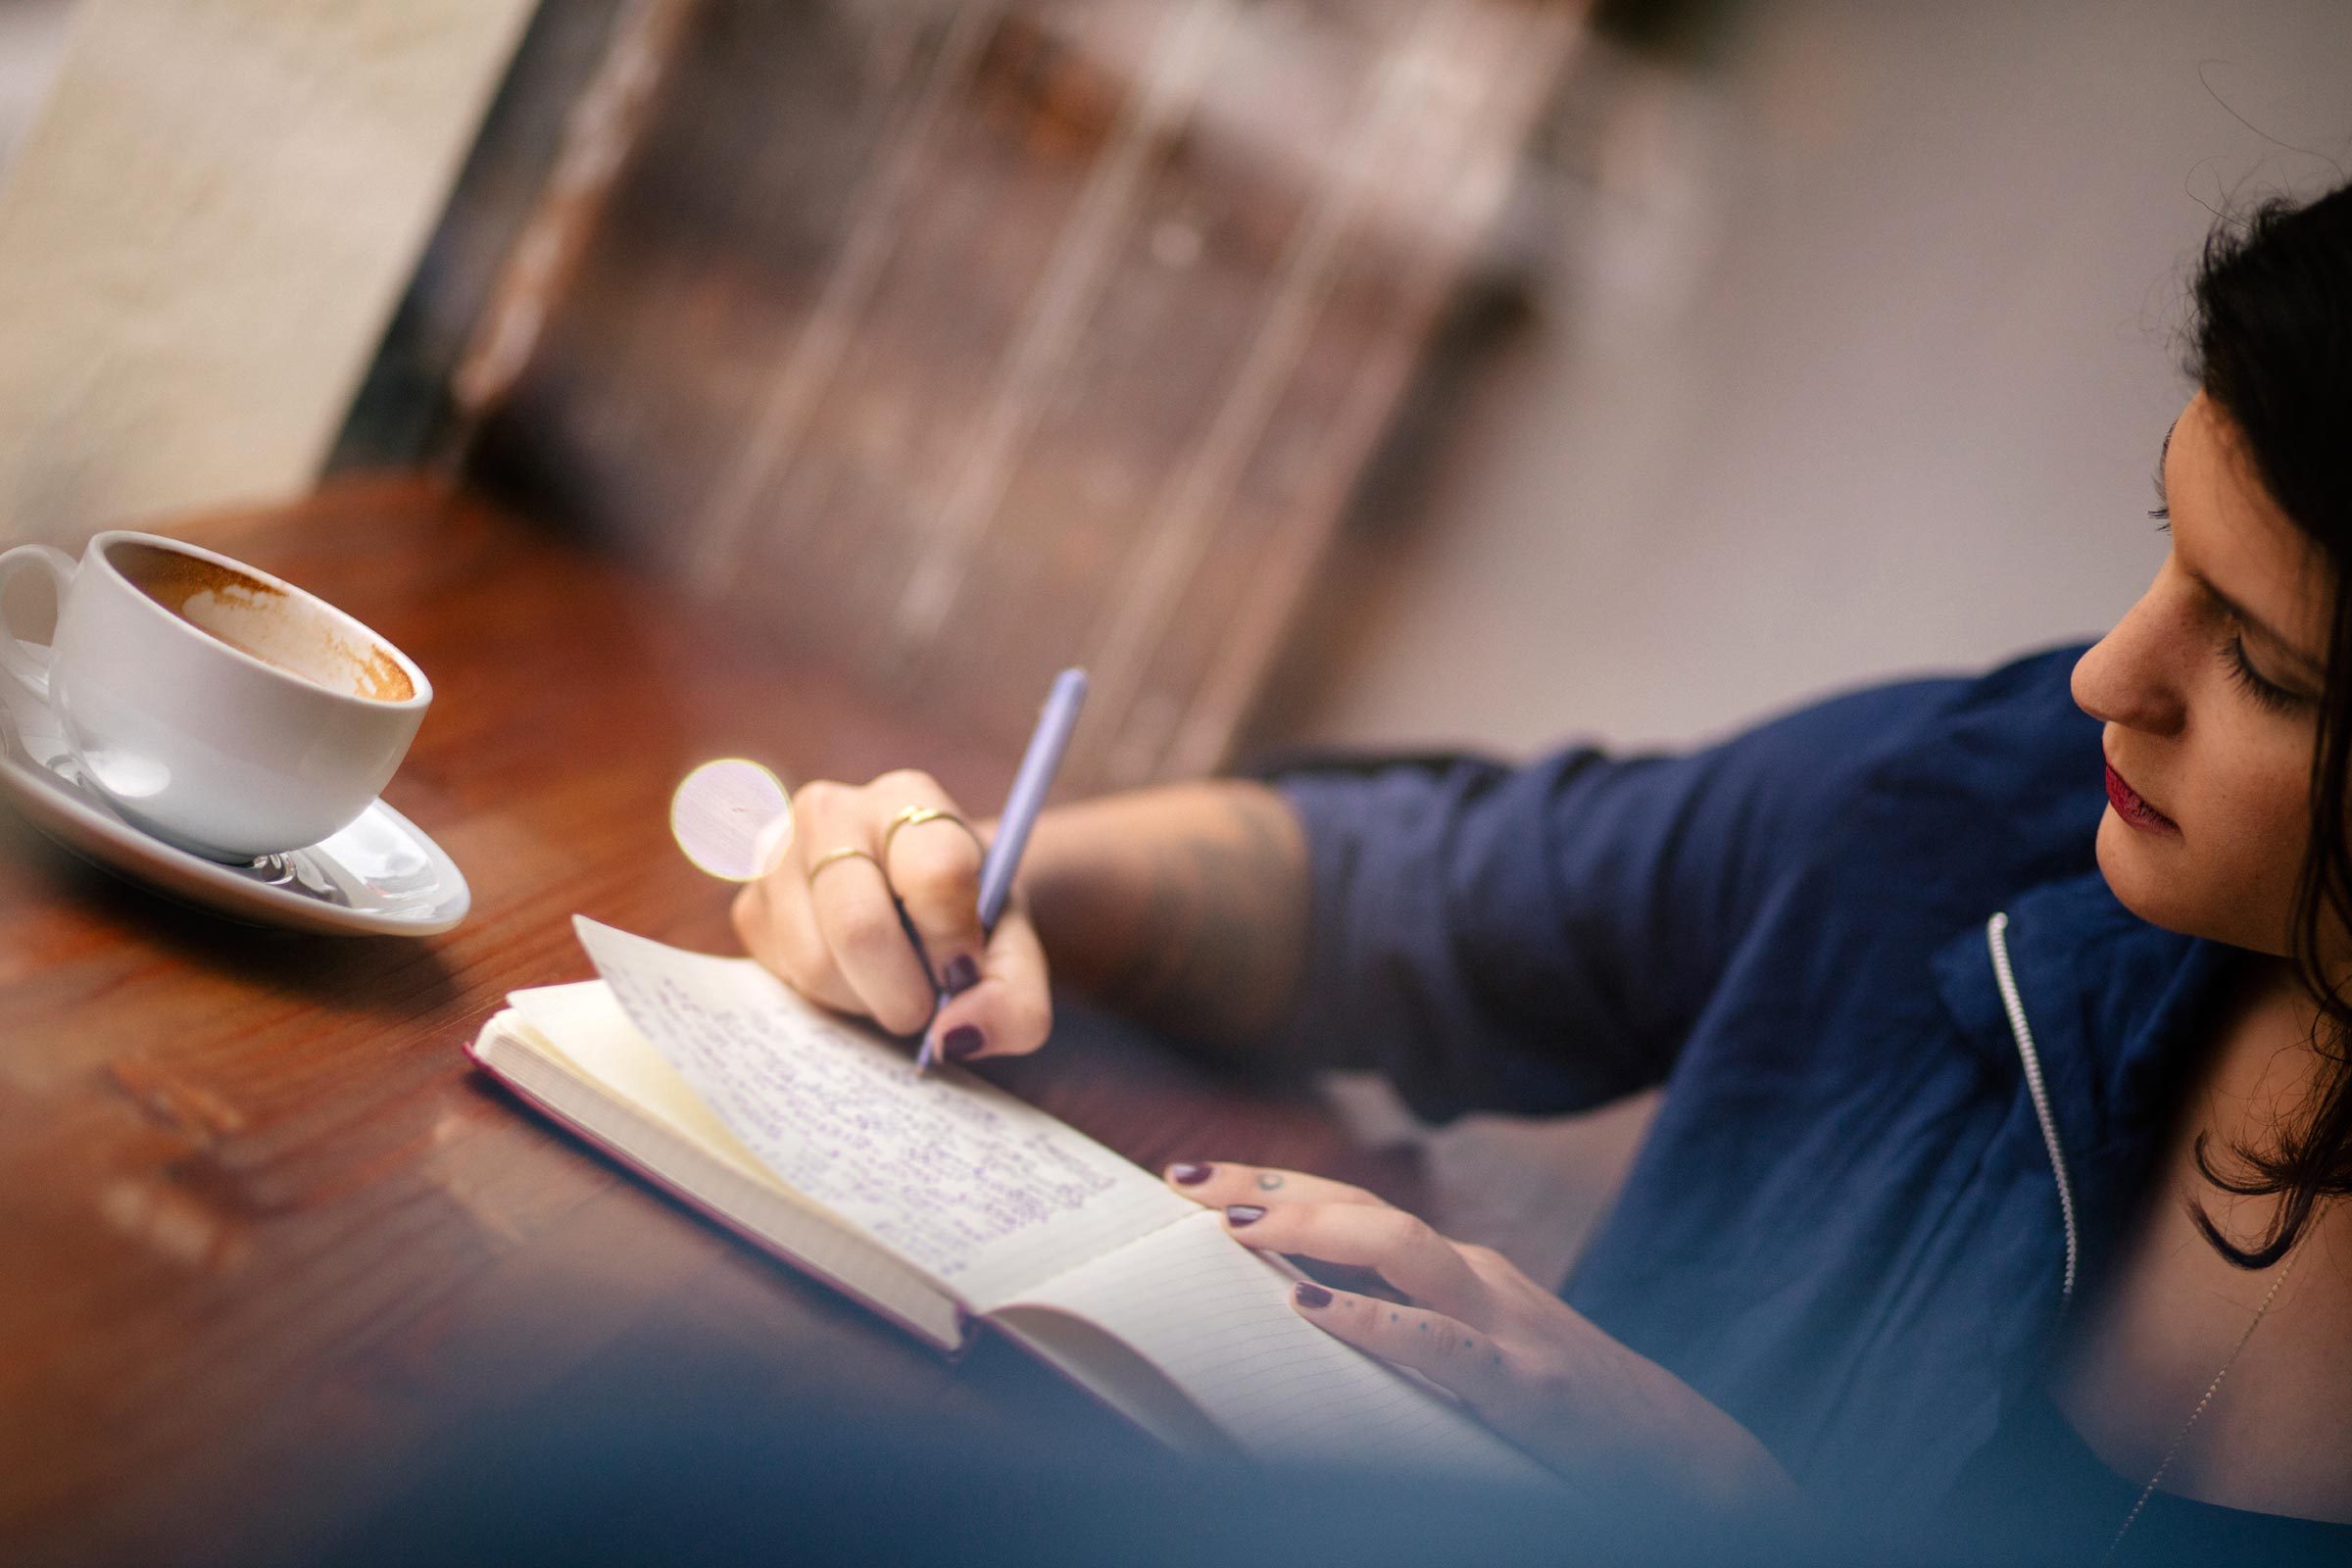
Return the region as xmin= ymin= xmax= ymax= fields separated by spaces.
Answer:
xmin=508 ymin=981 xmax=772 ymax=1185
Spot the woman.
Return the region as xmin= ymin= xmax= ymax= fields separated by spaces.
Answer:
xmin=732 ymin=184 xmax=2351 ymax=1554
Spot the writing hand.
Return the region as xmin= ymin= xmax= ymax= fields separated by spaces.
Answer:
xmin=731 ymin=769 xmax=1052 ymax=1062
xmin=1162 ymin=1160 xmax=1798 ymax=1510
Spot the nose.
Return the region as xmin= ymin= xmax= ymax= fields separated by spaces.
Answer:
xmin=2072 ymin=567 xmax=2189 ymax=737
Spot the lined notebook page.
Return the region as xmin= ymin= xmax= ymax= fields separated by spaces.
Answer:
xmin=1006 ymin=1209 xmax=1555 ymax=1484
xmin=575 ymin=919 xmax=1193 ymax=1309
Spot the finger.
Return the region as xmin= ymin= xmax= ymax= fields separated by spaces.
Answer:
xmin=923 ymin=903 xmax=1054 ymax=1062
xmin=1158 ymin=1161 xmax=1390 ymax=1211
xmin=794 ymin=782 xmax=934 ymax=1035
xmin=1223 ymin=1200 xmax=1490 ymax=1326
xmin=872 ymin=777 xmax=988 ymax=993
xmin=731 ymin=873 xmax=861 ymax=1013
xmin=1289 ymin=1286 xmax=1511 ymax=1408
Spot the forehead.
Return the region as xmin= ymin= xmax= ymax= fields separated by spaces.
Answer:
xmin=2170 ymin=393 xmax=2331 ymax=659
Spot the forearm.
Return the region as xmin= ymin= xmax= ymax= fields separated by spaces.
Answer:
xmin=1017 ymin=779 xmax=1311 ymax=1058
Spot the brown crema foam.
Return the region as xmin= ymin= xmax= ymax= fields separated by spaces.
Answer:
xmin=108 ymin=541 xmax=416 ymax=703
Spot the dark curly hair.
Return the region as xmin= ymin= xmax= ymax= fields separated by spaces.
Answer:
xmin=2185 ymin=181 xmax=2352 ymax=1269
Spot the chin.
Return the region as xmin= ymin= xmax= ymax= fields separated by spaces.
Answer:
xmin=2091 ymin=808 xmax=2200 ymax=937
xmin=2093 ymin=810 xmax=2303 ymax=955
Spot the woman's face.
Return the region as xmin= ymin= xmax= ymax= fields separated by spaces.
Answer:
xmin=2072 ymin=391 xmax=2333 ymax=958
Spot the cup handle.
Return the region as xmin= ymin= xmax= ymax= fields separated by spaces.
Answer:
xmin=0 ymin=544 xmax=76 ymax=701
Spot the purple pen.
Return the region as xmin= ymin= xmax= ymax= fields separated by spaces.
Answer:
xmin=917 ymin=667 xmax=1088 ymax=1071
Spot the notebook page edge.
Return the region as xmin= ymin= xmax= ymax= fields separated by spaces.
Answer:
xmin=468 ymin=1010 xmax=968 ymax=1352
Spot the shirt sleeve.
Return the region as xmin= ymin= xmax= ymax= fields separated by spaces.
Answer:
xmin=1272 ymin=676 xmax=1964 ymax=1121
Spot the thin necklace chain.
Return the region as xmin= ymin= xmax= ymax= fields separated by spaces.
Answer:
xmin=2103 ymin=1248 xmax=2301 ymax=1563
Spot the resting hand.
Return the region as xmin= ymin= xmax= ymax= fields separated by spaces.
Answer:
xmin=1162 ymin=1160 xmax=1797 ymax=1509
xmin=731 ymin=769 xmax=1052 ymax=1061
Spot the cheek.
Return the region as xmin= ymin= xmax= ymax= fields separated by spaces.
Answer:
xmin=2180 ymin=723 xmax=2313 ymax=947
xmin=2094 ymin=706 xmax=2314 ymax=953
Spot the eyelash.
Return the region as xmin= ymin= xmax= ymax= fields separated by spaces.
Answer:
xmin=2149 ymin=494 xmax=2308 ymax=711
xmin=2221 ymin=634 xmax=2305 ymax=713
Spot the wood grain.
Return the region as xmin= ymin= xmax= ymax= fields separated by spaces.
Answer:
xmin=0 ymin=477 xmax=1415 ymax=1566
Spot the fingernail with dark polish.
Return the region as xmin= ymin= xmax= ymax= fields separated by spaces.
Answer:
xmin=1168 ymin=1162 xmax=1213 ymax=1186
xmin=943 ymin=954 xmax=981 ymax=996
xmin=941 ymin=1024 xmax=985 ymax=1061
xmin=1294 ymin=1283 xmax=1333 ymax=1309
xmin=1225 ymin=1204 xmax=1266 ymax=1227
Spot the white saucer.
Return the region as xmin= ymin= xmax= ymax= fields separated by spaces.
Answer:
xmin=0 ymin=644 xmax=469 ymax=936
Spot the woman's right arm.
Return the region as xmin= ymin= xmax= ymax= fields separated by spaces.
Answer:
xmin=1017 ymin=780 xmax=1311 ymax=1058
xmin=730 ymin=772 xmax=1314 ymax=1065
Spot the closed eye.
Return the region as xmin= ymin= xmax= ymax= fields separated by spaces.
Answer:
xmin=2221 ymin=633 xmax=2311 ymax=714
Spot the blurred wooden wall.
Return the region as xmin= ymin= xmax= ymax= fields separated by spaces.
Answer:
xmin=0 ymin=0 xmax=534 ymax=547
xmin=434 ymin=0 xmax=1581 ymax=795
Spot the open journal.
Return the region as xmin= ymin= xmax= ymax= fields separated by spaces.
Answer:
xmin=466 ymin=917 xmax=1550 ymax=1482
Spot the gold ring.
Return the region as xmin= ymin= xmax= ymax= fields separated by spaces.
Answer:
xmin=806 ymin=846 xmax=882 ymax=886
xmin=881 ymin=806 xmax=983 ymax=863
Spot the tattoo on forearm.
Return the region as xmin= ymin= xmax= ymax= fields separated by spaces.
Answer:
xmin=1098 ymin=789 xmax=1306 ymax=1049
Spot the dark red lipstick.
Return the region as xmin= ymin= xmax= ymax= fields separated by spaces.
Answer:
xmin=2104 ymin=762 xmax=2179 ymax=836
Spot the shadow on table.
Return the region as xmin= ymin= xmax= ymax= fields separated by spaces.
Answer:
xmin=0 ymin=807 xmax=463 ymax=1011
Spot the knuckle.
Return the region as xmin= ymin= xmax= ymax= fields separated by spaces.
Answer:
xmin=1287 ymin=1200 xmax=1339 ymax=1243
xmin=1378 ymin=1209 xmax=1436 ymax=1252
xmin=1448 ymin=1241 xmax=1505 ymax=1298
xmin=793 ymin=778 xmax=844 ymax=813
xmin=870 ymin=767 xmax=941 ymax=800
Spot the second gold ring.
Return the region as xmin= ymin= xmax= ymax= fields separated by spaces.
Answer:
xmin=881 ymin=806 xmax=983 ymax=862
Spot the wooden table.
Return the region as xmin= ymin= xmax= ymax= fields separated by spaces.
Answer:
xmin=0 ymin=477 xmax=1415 ymax=1566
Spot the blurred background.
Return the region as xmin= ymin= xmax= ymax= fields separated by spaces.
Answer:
xmin=0 ymin=0 xmax=2345 ymax=776
xmin=4 ymin=12 xmax=2345 ymax=1554
xmin=0 ymin=11 xmax=2347 ymax=1547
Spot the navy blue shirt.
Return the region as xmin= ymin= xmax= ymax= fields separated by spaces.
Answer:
xmin=1277 ymin=647 xmax=2237 ymax=1505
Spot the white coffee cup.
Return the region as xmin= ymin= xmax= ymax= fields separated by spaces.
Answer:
xmin=0 ymin=530 xmax=431 ymax=862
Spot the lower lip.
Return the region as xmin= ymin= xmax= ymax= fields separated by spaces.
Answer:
xmin=2105 ymin=763 xmax=2179 ymax=836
